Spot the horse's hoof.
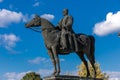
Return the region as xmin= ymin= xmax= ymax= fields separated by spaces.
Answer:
xmin=55 ymin=72 xmax=60 ymax=76
xmin=52 ymin=72 xmax=56 ymax=76
xmin=86 ymin=74 xmax=90 ymax=78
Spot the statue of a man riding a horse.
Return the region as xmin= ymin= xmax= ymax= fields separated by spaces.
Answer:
xmin=25 ymin=9 xmax=96 ymax=77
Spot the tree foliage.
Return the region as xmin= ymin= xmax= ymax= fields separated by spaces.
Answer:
xmin=78 ymin=62 xmax=109 ymax=80
xmin=21 ymin=72 xmax=42 ymax=80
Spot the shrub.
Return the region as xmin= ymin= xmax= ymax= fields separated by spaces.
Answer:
xmin=78 ymin=62 xmax=109 ymax=80
xmin=21 ymin=72 xmax=42 ymax=80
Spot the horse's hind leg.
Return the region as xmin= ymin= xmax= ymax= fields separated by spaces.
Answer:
xmin=48 ymin=49 xmax=57 ymax=75
xmin=91 ymin=49 xmax=96 ymax=78
xmin=86 ymin=53 xmax=96 ymax=78
xmin=77 ymin=52 xmax=90 ymax=77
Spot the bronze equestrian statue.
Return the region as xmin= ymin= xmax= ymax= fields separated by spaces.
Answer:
xmin=25 ymin=10 xmax=96 ymax=77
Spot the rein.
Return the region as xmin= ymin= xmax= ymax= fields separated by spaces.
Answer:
xmin=28 ymin=27 xmax=41 ymax=33
xmin=28 ymin=27 xmax=85 ymax=45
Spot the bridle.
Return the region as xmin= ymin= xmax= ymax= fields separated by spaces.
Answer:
xmin=27 ymin=17 xmax=42 ymax=33
xmin=28 ymin=27 xmax=41 ymax=33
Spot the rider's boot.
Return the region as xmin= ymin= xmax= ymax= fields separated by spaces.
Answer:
xmin=61 ymin=35 xmax=68 ymax=50
xmin=69 ymin=34 xmax=74 ymax=50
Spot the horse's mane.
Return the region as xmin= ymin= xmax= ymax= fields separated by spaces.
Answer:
xmin=41 ymin=18 xmax=55 ymax=29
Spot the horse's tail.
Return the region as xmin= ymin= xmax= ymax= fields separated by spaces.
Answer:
xmin=88 ymin=35 xmax=95 ymax=63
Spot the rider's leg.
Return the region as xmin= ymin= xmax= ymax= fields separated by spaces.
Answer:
xmin=61 ymin=30 xmax=67 ymax=49
xmin=68 ymin=33 xmax=74 ymax=50
xmin=73 ymin=34 xmax=79 ymax=52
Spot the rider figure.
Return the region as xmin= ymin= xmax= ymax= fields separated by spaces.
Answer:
xmin=56 ymin=9 xmax=78 ymax=51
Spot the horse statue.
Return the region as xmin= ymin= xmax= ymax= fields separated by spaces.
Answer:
xmin=25 ymin=15 xmax=96 ymax=77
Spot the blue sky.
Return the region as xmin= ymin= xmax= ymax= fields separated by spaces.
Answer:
xmin=0 ymin=0 xmax=120 ymax=80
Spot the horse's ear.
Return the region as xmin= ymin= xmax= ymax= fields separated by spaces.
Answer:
xmin=35 ymin=14 xmax=39 ymax=18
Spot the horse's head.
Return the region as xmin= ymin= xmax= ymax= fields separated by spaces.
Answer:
xmin=25 ymin=15 xmax=41 ymax=28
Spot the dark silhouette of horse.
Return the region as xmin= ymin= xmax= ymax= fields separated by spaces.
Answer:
xmin=25 ymin=15 xmax=96 ymax=77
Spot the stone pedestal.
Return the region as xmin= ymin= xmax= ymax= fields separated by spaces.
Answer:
xmin=43 ymin=75 xmax=103 ymax=80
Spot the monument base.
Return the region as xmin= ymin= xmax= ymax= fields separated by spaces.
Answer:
xmin=43 ymin=75 xmax=103 ymax=80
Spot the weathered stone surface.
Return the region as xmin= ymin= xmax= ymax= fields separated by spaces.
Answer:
xmin=43 ymin=75 xmax=103 ymax=80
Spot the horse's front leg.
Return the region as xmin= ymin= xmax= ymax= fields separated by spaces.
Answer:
xmin=48 ymin=49 xmax=57 ymax=75
xmin=52 ymin=46 xmax=60 ymax=75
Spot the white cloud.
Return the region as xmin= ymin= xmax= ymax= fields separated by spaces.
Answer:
xmin=0 ymin=9 xmax=54 ymax=27
xmin=0 ymin=9 xmax=29 ymax=28
xmin=33 ymin=2 xmax=40 ymax=7
xmin=41 ymin=14 xmax=55 ymax=21
xmin=4 ymin=71 xmax=31 ymax=80
xmin=109 ymin=78 xmax=120 ymax=80
xmin=105 ymin=71 xmax=120 ymax=79
xmin=28 ymin=57 xmax=65 ymax=65
xmin=60 ymin=58 xmax=65 ymax=62
xmin=23 ymin=14 xmax=35 ymax=23
xmin=0 ymin=34 xmax=20 ymax=53
xmin=0 ymin=9 xmax=23 ymax=27
xmin=0 ymin=0 xmax=3 ymax=3
xmin=93 ymin=11 xmax=120 ymax=36
xmin=3 ymin=69 xmax=52 ymax=80
xmin=28 ymin=57 xmax=48 ymax=64
xmin=38 ymin=69 xmax=52 ymax=77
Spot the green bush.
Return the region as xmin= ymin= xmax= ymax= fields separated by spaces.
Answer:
xmin=21 ymin=72 xmax=42 ymax=80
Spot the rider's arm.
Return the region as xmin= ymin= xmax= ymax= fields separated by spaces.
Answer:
xmin=56 ymin=19 xmax=63 ymax=30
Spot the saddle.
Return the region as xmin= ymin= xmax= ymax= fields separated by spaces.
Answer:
xmin=59 ymin=32 xmax=87 ymax=52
